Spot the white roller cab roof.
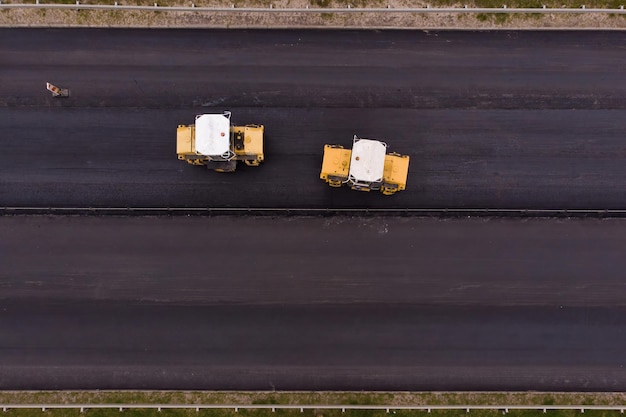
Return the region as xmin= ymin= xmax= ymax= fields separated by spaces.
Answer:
xmin=195 ymin=113 xmax=231 ymax=157
xmin=348 ymin=137 xmax=387 ymax=184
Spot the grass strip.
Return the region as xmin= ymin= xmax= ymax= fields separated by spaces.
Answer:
xmin=0 ymin=391 xmax=624 ymax=410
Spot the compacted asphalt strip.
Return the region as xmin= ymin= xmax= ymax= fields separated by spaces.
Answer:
xmin=1 ymin=29 xmax=626 ymax=209
xmin=0 ymin=216 xmax=624 ymax=390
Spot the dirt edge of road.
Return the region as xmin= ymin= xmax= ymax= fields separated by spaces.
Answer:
xmin=1 ymin=0 xmax=626 ymax=29
xmin=0 ymin=390 xmax=624 ymax=405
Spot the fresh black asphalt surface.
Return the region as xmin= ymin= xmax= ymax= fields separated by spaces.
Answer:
xmin=0 ymin=216 xmax=625 ymax=390
xmin=1 ymin=29 xmax=625 ymax=391
xmin=1 ymin=29 xmax=626 ymax=209
xmin=1 ymin=301 xmax=625 ymax=391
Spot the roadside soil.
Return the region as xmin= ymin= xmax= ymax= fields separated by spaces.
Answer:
xmin=1 ymin=0 xmax=626 ymax=28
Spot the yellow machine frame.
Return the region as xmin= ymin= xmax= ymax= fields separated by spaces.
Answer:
xmin=320 ymin=143 xmax=409 ymax=195
xmin=176 ymin=114 xmax=264 ymax=172
xmin=320 ymin=145 xmax=352 ymax=188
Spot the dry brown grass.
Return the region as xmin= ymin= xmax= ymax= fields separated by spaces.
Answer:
xmin=1 ymin=0 xmax=626 ymax=28
xmin=0 ymin=391 xmax=625 ymax=405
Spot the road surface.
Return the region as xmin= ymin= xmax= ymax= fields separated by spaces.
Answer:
xmin=0 ymin=215 xmax=624 ymax=390
xmin=1 ymin=29 xmax=626 ymax=209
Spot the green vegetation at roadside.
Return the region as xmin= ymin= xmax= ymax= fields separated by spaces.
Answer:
xmin=0 ymin=391 xmax=624 ymax=417
xmin=1 ymin=391 xmax=625 ymax=405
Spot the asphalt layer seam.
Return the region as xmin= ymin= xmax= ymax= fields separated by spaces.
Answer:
xmin=2 ymin=207 xmax=626 ymax=217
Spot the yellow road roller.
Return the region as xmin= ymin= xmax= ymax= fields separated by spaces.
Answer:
xmin=320 ymin=136 xmax=409 ymax=195
xmin=176 ymin=111 xmax=264 ymax=172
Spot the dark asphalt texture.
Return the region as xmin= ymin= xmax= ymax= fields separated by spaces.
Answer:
xmin=2 ymin=29 xmax=625 ymax=391
xmin=1 ymin=301 xmax=625 ymax=391
xmin=0 ymin=216 xmax=625 ymax=390
xmin=1 ymin=29 xmax=626 ymax=209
